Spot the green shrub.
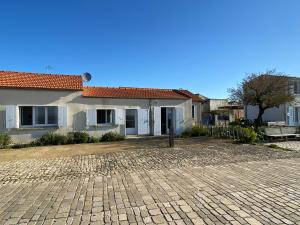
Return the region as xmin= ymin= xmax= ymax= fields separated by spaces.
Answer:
xmin=181 ymin=126 xmax=208 ymax=138
xmin=11 ymin=142 xmax=36 ymax=149
xmin=240 ymin=127 xmax=258 ymax=144
xmin=181 ymin=130 xmax=192 ymax=138
xmin=0 ymin=133 xmax=11 ymax=148
xmin=100 ymin=132 xmax=125 ymax=142
xmin=191 ymin=126 xmax=208 ymax=136
xmin=67 ymin=132 xmax=90 ymax=144
xmin=87 ymin=136 xmax=100 ymax=143
xmin=37 ymin=132 xmax=68 ymax=146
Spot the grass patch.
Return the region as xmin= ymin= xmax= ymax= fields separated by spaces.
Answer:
xmin=267 ymin=144 xmax=292 ymax=151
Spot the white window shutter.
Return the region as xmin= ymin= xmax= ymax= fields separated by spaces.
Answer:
xmin=138 ymin=109 xmax=149 ymax=135
xmin=86 ymin=109 xmax=97 ymax=126
xmin=115 ymin=109 xmax=125 ymax=125
xmin=175 ymin=107 xmax=184 ymax=135
xmin=5 ymin=105 xmax=19 ymax=129
xmin=58 ymin=106 xmax=68 ymax=128
xmin=193 ymin=105 xmax=197 ymax=118
xmin=153 ymin=107 xmax=161 ymax=136
xmin=288 ymin=106 xmax=295 ymax=126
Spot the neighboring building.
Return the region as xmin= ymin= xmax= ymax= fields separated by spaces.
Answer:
xmin=175 ymin=89 xmax=205 ymax=125
xmin=202 ymin=99 xmax=244 ymax=126
xmin=245 ymin=76 xmax=300 ymax=126
xmin=0 ymin=71 xmax=204 ymax=143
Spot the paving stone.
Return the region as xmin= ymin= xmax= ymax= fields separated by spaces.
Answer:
xmin=152 ymin=215 xmax=166 ymax=224
xmin=0 ymin=141 xmax=299 ymax=225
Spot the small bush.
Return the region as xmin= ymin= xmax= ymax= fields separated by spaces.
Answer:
xmin=67 ymin=132 xmax=90 ymax=144
xmin=0 ymin=133 xmax=11 ymax=148
xmin=100 ymin=132 xmax=125 ymax=142
xmin=11 ymin=142 xmax=36 ymax=149
xmin=181 ymin=126 xmax=208 ymax=138
xmin=181 ymin=130 xmax=192 ymax=138
xmin=87 ymin=136 xmax=100 ymax=143
xmin=240 ymin=127 xmax=258 ymax=144
xmin=36 ymin=132 xmax=68 ymax=146
xmin=191 ymin=126 xmax=208 ymax=137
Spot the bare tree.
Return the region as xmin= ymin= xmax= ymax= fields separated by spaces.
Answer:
xmin=228 ymin=70 xmax=294 ymax=125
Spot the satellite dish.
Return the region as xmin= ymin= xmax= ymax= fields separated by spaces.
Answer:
xmin=82 ymin=72 xmax=92 ymax=82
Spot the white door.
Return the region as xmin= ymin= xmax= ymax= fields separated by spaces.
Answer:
xmin=175 ymin=107 xmax=184 ymax=135
xmin=126 ymin=109 xmax=138 ymax=135
xmin=137 ymin=109 xmax=149 ymax=135
xmin=153 ymin=107 xmax=161 ymax=136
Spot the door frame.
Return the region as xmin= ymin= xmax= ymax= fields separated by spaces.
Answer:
xmin=161 ymin=107 xmax=175 ymax=135
xmin=125 ymin=109 xmax=138 ymax=135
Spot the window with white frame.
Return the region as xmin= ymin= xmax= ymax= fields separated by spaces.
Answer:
xmin=97 ymin=109 xmax=114 ymax=124
xmin=20 ymin=106 xmax=58 ymax=127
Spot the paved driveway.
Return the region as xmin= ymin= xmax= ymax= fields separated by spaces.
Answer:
xmin=0 ymin=139 xmax=299 ymax=225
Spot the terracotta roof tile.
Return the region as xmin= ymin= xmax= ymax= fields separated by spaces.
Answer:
xmin=0 ymin=71 xmax=83 ymax=90
xmin=83 ymin=86 xmax=190 ymax=100
xmin=176 ymin=89 xmax=206 ymax=102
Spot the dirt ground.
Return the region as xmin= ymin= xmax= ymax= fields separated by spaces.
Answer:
xmin=0 ymin=137 xmax=206 ymax=162
xmin=0 ymin=137 xmax=299 ymax=163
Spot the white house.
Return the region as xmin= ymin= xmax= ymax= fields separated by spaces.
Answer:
xmin=0 ymin=71 xmax=203 ymax=143
xmin=245 ymin=76 xmax=300 ymax=126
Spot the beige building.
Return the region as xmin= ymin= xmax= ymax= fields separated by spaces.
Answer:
xmin=0 ymin=71 xmax=203 ymax=143
xmin=202 ymin=99 xmax=244 ymax=126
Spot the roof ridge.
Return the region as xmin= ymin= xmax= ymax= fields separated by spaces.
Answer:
xmin=83 ymin=86 xmax=177 ymax=91
xmin=0 ymin=70 xmax=82 ymax=78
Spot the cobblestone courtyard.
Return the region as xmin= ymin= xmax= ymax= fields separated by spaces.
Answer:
xmin=0 ymin=139 xmax=300 ymax=225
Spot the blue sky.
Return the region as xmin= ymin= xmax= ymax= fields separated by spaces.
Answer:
xmin=0 ymin=0 xmax=300 ymax=98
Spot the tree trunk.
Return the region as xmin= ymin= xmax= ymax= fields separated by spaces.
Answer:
xmin=255 ymin=106 xmax=265 ymax=128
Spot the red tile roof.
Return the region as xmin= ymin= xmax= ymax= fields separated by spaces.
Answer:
xmin=176 ymin=89 xmax=206 ymax=102
xmin=83 ymin=86 xmax=190 ymax=100
xmin=0 ymin=71 xmax=83 ymax=90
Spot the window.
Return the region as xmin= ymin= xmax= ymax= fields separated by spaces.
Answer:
xmin=192 ymin=105 xmax=195 ymax=119
xmin=47 ymin=107 xmax=58 ymax=124
xmin=21 ymin=106 xmax=33 ymax=126
xmin=295 ymin=107 xmax=299 ymax=123
xmin=20 ymin=106 xmax=58 ymax=126
xmin=35 ymin=107 xmax=45 ymax=124
xmin=97 ymin=109 xmax=113 ymax=124
xmin=294 ymin=81 xmax=300 ymax=94
xmin=126 ymin=109 xmax=136 ymax=128
xmin=217 ymin=114 xmax=229 ymax=121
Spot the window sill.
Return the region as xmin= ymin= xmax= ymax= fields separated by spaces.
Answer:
xmin=90 ymin=124 xmax=117 ymax=127
xmin=18 ymin=126 xmax=59 ymax=130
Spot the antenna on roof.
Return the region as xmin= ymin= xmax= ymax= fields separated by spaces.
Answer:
xmin=82 ymin=72 xmax=92 ymax=82
xmin=45 ymin=65 xmax=54 ymax=73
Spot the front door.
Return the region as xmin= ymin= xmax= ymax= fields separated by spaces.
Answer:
xmin=126 ymin=109 xmax=137 ymax=135
xmin=161 ymin=107 xmax=174 ymax=135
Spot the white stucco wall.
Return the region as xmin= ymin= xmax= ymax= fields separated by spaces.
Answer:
xmin=245 ymin=105 xmax=286 ymax=122
xmin=0 ymin=88 xmax=192 ymax=143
